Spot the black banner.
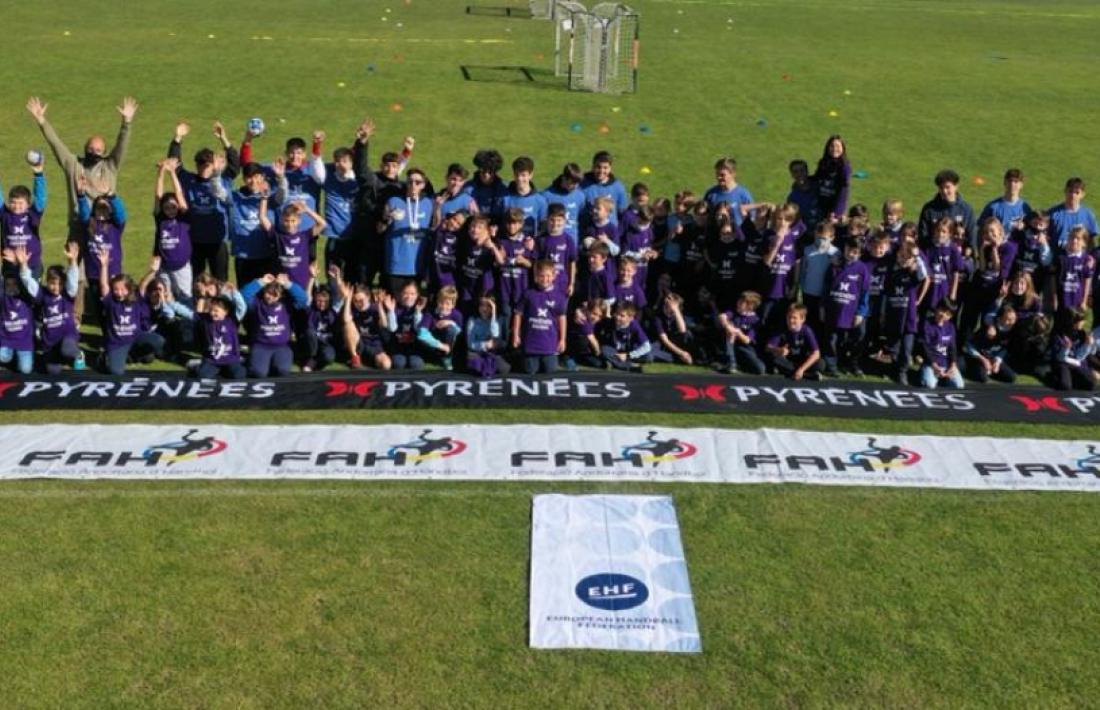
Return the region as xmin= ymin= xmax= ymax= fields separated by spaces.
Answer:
xmin=0 ymin=372 xmax=1096 ymax=424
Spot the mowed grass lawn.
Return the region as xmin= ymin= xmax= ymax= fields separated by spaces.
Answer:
xmin=1 ymin=0 xmax=1100 ymax=705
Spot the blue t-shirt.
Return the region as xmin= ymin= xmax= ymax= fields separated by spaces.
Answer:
xmin=502 ymin=188 xmax=548 ymax=237
xmin=541 ymin=185 xmax=585 ymax=242
xmin=384 ymin=195 xmax=433 ymax=276
xmin=704 ymin=184 xmax=755 ymax=226
xmin=979 ymin=196 xmax=1032 ymax=233
xmin=321 ymin=167 xmax=358 ymax=239
xmin=580 ymin=176 xmax=628 ymax=224
xmin=1048 ymin=203 xmax=1099 ymax=249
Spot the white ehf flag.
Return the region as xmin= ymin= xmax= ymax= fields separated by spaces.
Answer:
xmin=529 ymin=494 xmax=701 ymax=653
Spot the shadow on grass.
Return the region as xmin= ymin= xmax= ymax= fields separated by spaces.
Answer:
xmin=459 ymin=65 xmax=566 ymax=91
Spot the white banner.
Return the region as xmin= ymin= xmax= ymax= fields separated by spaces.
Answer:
xmin=1 ymin=424 xmax=1098 ymax=492
xmin=529 ymin=495 xmax=701 ymax=653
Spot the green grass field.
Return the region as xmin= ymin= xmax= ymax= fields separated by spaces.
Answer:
xmin=2 ymin=0 xmax=1100 ymax=705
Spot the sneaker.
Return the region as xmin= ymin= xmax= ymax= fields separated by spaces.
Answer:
xmin=302 ymin=359 xmax=316 ymax=373
xmin=804 ymin=371 xmax=823 ymax=381
xmin=713 ymin=364 xmax=736 ymax=375
xmin=563 ymin=357 xmax=578 ymax=372
xmin=72 ymin=351 xmax=86 ymax=371
xmin=442 ymin=356 xmax=453 ymax=371
xmin=349 ymin=354 xmax=363 ymax=369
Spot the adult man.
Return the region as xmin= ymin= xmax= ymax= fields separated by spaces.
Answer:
xmin=26 ymin=95 xmax=138 ymax=238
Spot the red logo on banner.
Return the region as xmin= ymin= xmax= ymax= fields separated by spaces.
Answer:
xmin=0 ymin=382 xmax=18 ymax=398
xmin=674 ymin=384 xmax=727 ymax=403
xmin=325 ymin=380 xmax=381 ymax=398
xmin=1010 ymin=395 xmax=1069 ymax=413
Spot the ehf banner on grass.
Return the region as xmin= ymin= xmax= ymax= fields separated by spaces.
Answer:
xmin=1 ymin=424 xmax=1099 ymax=492
xmin=529 ymin=495 xmax=701 ymax=653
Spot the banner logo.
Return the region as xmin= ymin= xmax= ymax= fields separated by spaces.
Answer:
xmin=621 ymin=431 xmax=698 ymax=467
xmin=1011 ymin=395 xmax=1070 ymax=413
xmin=142 ymin=429 xmax=228 ymax=466
xmin=575 ymin=573 xmax=650 ymax=611
xmin=847 ymin=437 xmax=922 ymax=470
xmin=386 ymin=429 xmax=467 ymax=465
xmin=1075 ymin=445 xmax=1100 ymax=470
xmin=674 ymin=384 xmax=726 ymax=403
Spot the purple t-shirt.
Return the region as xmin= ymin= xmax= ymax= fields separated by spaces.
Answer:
xmin=1 ymin=293 xmax=35 ymax=350
xmin=84 ymin=221 xmax=125 ymax=283
xmin=1057 ymin=252 xmax=1095 ymax=309
xmin=352 ymin=304 xmax=384 ymax=347
xmin=923 ymin=242 xmax=964 ymax=308
xmin=722 ymin=310 xmax=760 ymax=345
xmin=519 ymin=287 xmax=565 ymax=355
xmin=36 ymin=289 xmax=78 ymax=347
xmin=707 ymin=238 xmax=744 ymax=290
xmin=537 ymin=232 xmax=577 ymax=297
xmin=598 ymin=318 xmax=649 ymax=353
xmin=273 ymin=228 xmax=312 ymax=289
xmin=198 ymin=313 xmax=241 ymax=365
xmin=101 ymin=296 xmax=150 ymax=350
xmin=759 ymin=231 xmax=798 ymax=300
xmin=921 ymin=320 xmax=956 ymax=369
xmin=885 ymin=264 xmax=924 ymax=335
xmin=613 ymin=280 xmax=647 ymax=310
xmin=456 ymin=242 xmax=496 ymax=306
xmin=861 ymin=253 xmax=892 ymax=299
xmin=429 ymin=228 xmax=459 ymax=291
xmin=154 ymin=215 xmax=193 ymax=272
xmin=498 ymin=236 xmax=534 ymax=309
xmin=825 ymin=259 xmax=870 ymax=329
xmin=583 ymin=265 xmax=617 ymax=305
xmin=249 ymin=298 xmax=293 ymax=346
xmin=1 ymin=207 xmax=43 ymax=270
xmin=974 ymin=241 xmax=1017 ymax=292
xmin=768 ymin=325 xmax=819 ymax=363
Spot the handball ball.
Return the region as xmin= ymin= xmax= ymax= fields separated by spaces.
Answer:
xmin=247 ymin=117 xmax=265 ymax=136
xmin=25 ymin=149 xmax=43 ymax=166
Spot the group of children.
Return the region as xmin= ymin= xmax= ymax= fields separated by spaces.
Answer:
xmin=2 ymin=127 xmax=1097 ymax=390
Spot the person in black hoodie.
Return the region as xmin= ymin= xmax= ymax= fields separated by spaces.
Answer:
xmin=917 ymin=169 xmax=977 ymax=251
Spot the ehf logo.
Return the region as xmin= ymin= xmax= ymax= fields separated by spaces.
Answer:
xmin=386 ymin=429 xmax=467 ymax=465
xmin=575 ymin=573 xmax=649 ymax=611
xmin=142 ymin=429 xmax=228 ymax=466
xmin=846 ymin=437 xmax=922 ymax=470
xmin=621 ymin=431 xmax=698 ymax=467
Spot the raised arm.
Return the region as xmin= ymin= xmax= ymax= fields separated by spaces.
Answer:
xmin=27 ymin=97 xmax=77 ymax=169
xmin=139 ymin=256 xmax=161 ymax=294
xmin=310 ymin=131 xmax=326 ymax=185
xmin=109 ymin=96 xmax=138 ymax=168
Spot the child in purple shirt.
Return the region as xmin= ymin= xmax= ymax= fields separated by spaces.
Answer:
xmin=418 ymin=286 xmax=464 ymax=370
xmin=0 ymin=160 xmax=46 ymax=279
xmin=260 ymin=197 xmax=326 ymax=290
xmin=428 ymin=210 xmax=466 ymax=293
xmin=716 ymin=290 xmax=765 ymax=375
xmin=16 ymin=242 xmax=83 ymax=372
xmin=0 ymin=268 xmax=36 ymax=374
xmin=496 ymin=208 xmax=536 ymax=323
xmin=741 ymin=202 xmax=800 ymax=333
xmin=154 ymin=158 xmax=194 ymax=301
xmin=1051 ymin=227 xmax=1095 ymax=321
xmin=565 ymin=298 xmax=606 ymax=370
xmin=766 ymin=303 xmax=822 ymax=380
xmin=342 ymin=284 xmax=391 ymax=370
xmin=537 ymin=205 xmax=577 ymax=300
xmin=598 ymin=302 xmax=651 ymax=372
xmin=580 ymin=242 xmax=617 ymax=313
xmin=882 ymin=240 xmax=930 ymax=384
xmin=919 ymin=301 xmax=964 ymax=389
xmin=95 ymin=251 xmax=165 ymax=375
xmin=456 ymin=215 xmax=503 ymax=313
xmin=241 ymin=272 xmax=309 ymax=377
xmin=823 ymin=237 xmax=871 ymax=376
xmin=961 ymin=217 xmax=1017 ymax=341
xmin=649 ymin=292 xmax=695 ymax=365
xmin=923 ymin=216 xmax=964 ymax=316
xmin=613 ymin=257 xmax=647 ymax=311
xmin=193 ymin=294 xmax=247 ymax=380
xmin=512 ymin=260 xmax=566 ymax=374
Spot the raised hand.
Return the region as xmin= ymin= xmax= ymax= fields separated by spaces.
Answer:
xmin=327 ymin=264 xmax=342 ymax=282
xmin=312 ymin=130 xmax=326 ymax=143
xmin=415 ymin=295 xmax=428 ymax=311
xmin=164 ymin=156 xmax=180 ymax=172
xmin=149 ymin=255 xmax=162 ymax=272
xmin=118 ymin=96 xmax=139 ymax=123
xmin=271 ymin=157 xmax=286 ymax=176
xmin=260 ymin=273 xmax=276 ymax=285
xmin=356 ymin=118 xmax=376 ymax=142
xmin=382 ymin=293 xmax=396 ymax=311
xmin=403 ymin=136 xmax=415 ymax=152
xmin=275 ymin=273 xmax=291 ymax=287
xmin=64 ymin=240 xmax=81 ymax=262
xmin=26 ymin=96 xmax=48 ymax=125
xmin=174 ymin=121 xmax=190 ymax=141
xmin=212 ymin=120 xmax=227 ymax=143
xmin=0 ymin=249 xmax=14 ymax=263
xmin=309 ymin=261 xmax=319 ymax=279
xmin=96 ymin=248 xmax=110 ymax=267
